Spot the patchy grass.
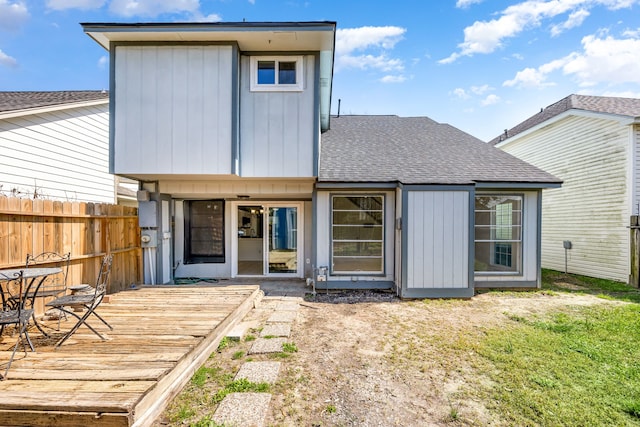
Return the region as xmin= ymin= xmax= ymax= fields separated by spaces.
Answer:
xmin=212 ymin=378 xmax=271 ymax=404
xmin=470 ymin=303 xmax=640 ymax=426
xmin=542 ymin=268 xmax=640 ymax=303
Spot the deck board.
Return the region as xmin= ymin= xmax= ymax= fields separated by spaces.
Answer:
xmin=0 ymin=284 xmax=260 ymax=427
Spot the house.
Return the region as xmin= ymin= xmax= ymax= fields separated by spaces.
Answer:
xmin=0 ymin=91 xmax=136 ymax=205
xmin=491 ymin=94 xmax=640 ymax=283
xmin=82 ymin=21 xmax=560 ymax=297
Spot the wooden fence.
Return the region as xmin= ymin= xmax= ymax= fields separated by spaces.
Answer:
xmin=0 ymin=195 xmax=142 ymax=297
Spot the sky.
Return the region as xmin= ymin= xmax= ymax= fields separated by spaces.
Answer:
xmin=1 ymin=0 xmax=639 ymax=141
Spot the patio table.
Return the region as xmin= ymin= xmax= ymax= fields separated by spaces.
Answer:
xmin=0 ymin=267 xmax=62 ymax=338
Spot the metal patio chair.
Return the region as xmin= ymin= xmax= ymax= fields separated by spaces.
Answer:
xmin=46 ymin=254 xmax=114 ymax=348
xmin=1 ymin=270 xmax=35 ymax=380
xmin=25 ymin=251 xmax=71 ymax=332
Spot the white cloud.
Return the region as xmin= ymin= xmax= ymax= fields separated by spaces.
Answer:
xmin=0 ymin=0 xmax=29 ymax=32
xmin=471 ymin=84 xmax=493 ymax=95
xmin=550 ymin=9 xmax=590 ymax=36
xmin=504 ymin=32 xmax=640 ymax=88
xmin=452 ymin=88 xmax=470 ymax=99
xmin=456 ymin=0 xmax=483 ymax=8
xmin=46 ymin=0 xmax=105 ymax=10
xmin=0 ymin=48 xmax=17 ymax=67
xmin=188 ymin=12 xmax=222 ymax=22
xmin=481 ymin=94 xmax=501 ymax=106
xmin=109 ymin=0 xmax=199 ymax=17
xmin=622 ymin=28 xmax=640 ymax=37
xmin=380 ymin=75 xmax=406 ymax=83
xmin=440 ymin=0 xmax=640 ymax=63
xmin=98 ymin=55 xmax=108 ymax=69
xmin=335 ymin=26 xmax=406 ymax=72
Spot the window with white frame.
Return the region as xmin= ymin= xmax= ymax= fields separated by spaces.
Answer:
xmin=250 ymin=56 xmax=304 ymax=92
xmin=474 ymin=195 xmax=522 ymax=273
xmin=331 ymin=195 xmax=384 ymax=274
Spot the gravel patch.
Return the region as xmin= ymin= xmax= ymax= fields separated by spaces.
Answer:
xmin=304 ymin=289 xmax=400 ymax=304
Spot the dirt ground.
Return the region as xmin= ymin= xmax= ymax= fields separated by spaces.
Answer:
xmin=159 ymin=287 xmax=625 ymax=426
xmin=263 ymin=290 xmax=624 ymax=427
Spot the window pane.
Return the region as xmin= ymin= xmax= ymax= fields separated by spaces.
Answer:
xmin=333 ymin=257 xmax=383 ymax=273
xmin=331 ymin=196 xmax=384 ymax=274
xmin=475 ymin=242 xmax=520 ymax=272
xmin=278 ymin=61 xmax=296 ymax=84
xmin=257 ymin=61 xmax=275 ymax=84
xmin=474 ymin=195 xmax=522 ymax=273
xmin=186 ymin=200 xmax=224 ymax=263
xmin=332 ymin=225 xmax=383 ymax=241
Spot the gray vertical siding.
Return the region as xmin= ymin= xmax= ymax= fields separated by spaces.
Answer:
xmin=113 ymin=45 xmax=234 ymax=175
xmin=405 ymin=190 xmax=470 ymax=290
xmin=239 ymin=55 xmax=315 ymax=178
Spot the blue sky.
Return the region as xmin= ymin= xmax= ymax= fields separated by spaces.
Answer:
xmin=1 ymin=0 xmax=639 ymax=141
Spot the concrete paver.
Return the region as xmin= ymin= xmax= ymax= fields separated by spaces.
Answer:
xmin=235 ymin=361 xmax=281 ymax=384
xmin=248 ymin=337 xmax=288 ymax=354
xmin=267 ymin=311 xmax=297 ymax=323
xmin=260 ymin=323 xmax=291 ymax=338
xmin=213 ymin=393 xmax=271 ymax=427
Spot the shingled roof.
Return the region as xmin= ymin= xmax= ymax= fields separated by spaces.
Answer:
xmin=0 ymin=91 xmax=108 ymax=113
xmin=489 ymin=94 xmax=640 ymax=145
xmin=319 ymin=115 xmax=561 ymax=186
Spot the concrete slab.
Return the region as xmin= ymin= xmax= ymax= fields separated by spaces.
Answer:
xmin=267 ymin=311 xmax=297 ymax=323
xmin=276 ymin=302 xmax=300 ymax=311
xmin=248 ymin=337 xmax=288 ymax=354
xmin=213 ymin=392 xmax=271 ymax=427
xmin=235 ymin=361 xmax=281 ymax=384
xmin=260 ymin=323 xmax=291 ymax=338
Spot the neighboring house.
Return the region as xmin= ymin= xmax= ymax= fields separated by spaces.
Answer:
xmin=491 ymin=94 xmax=640 ymax=283
xmin=83 ymin=21 xmax=560 ymax=297
xmin=0 ymin=91 xmax=135 ymax=205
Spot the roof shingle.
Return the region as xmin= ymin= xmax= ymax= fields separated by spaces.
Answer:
xmin=0 ymin=91 xmax=108 ymax=113
xmin=489 ymin=94 xmax=640 ymax=145
xmin=320 ymin=115 xmax=560 ymax=185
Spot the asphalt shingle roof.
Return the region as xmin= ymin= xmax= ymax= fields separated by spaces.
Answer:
xmin=320 ymin=115 xmax=561 ymax=185
xmin=0 ymin=91 xmax=109 ymax=113
xmin=489 ymin=94 xmax=640 ymax=145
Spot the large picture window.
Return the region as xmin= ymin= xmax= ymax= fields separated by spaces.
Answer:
xmin=250 ymin=56 xmax=304 ymax=92
xmin=331 ymin=195 xmax=384 ymax=274
xmin=184 ymin=200 xmax=225 ymax=264
xmin=474 ymin=195 xmax=522 ymax=273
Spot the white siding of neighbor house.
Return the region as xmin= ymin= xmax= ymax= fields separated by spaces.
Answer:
xmin=114 ymin=45 xmax=233 ymax=176
xmin=500 ymin=114 xmax=631 ymax=282
xmin=0 ymin=103 xmax=114 ymax=203
xmin=406 ymin=191 xmax=469 ymax=289
xmin=239 ymin=55 xmax=315 ymax=178
xmin=474 ymin=190 xmax=540 ymax=285
xmin=315 ymin=190 xmax=396 ymax=283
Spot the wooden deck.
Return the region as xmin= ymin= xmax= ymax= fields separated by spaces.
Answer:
xmin=0 ymin=284 xmax=261 ymax=427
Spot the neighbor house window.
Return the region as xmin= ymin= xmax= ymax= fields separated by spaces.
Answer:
xmin=331 ymin=195 xmax=384 ymax=274
xmin=184 ymin=200 xmax=225 ymax=264
xmin=474 ymin=195 xmax=522 ymax=273
xmin=250 ymin=56 xmax=304 ymax=91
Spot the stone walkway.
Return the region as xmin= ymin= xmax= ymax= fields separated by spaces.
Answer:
xmin=212 ymin=293 xmax=303 ymax=427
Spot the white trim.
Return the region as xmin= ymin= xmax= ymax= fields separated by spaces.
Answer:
xmin=0 ymin=98 xmax=109 ymax=120
xmin=249 ymin=55 xmax=304 ymax=92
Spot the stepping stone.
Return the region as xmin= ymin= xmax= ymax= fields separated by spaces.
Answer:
xmin=248 ymin=337 xmax=288 ymax=354
xmin=213 ymin=392 xmax=271 ymax=427
xmin=260 ymin=323 xmax=291 ymax=338
xmin=267 ymin=311 xmax=297 ymax=323
xmin=235 ymin=361 xmax=281 ymax=384
xmin=276 ymin=302 xmax=300 ymax=311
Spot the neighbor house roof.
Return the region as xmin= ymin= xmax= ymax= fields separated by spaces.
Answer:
xmin=0 ymin=91 xmax=109 ymax=113
xmin=489 ymin=94 xmax=640 ymax=145
xmin=319 ymin=115 xmax=561 ymax=186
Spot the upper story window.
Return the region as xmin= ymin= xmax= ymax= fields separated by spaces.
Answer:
xmin=250 ymin=56 xmax=304 ymax=92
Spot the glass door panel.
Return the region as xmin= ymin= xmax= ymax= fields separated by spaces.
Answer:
xmin=268 ymin=207 xmax=298 ymax=274
xmin=237 ymin=206 xmax=264 ymax=275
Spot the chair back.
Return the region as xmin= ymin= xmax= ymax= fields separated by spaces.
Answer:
xmin=25 ymin=252 xmax=71 ymax=297
xmin=94 ymin=254 xmax=113 ymax=300
xmin=0 ymin=270 xmax=25 ymax=317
